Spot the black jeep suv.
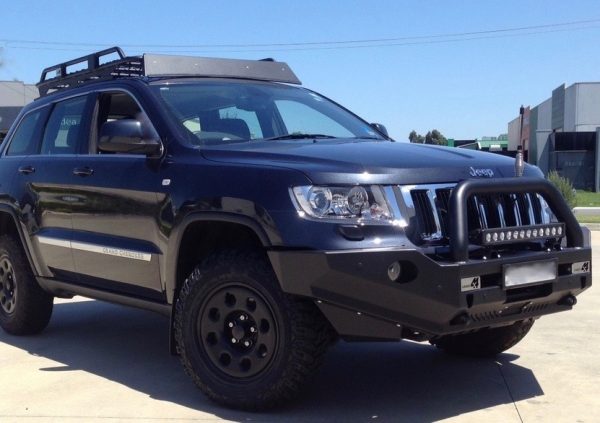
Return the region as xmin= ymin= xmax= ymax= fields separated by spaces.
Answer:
xmin=0 ymin=47 xmax=592 ymax=409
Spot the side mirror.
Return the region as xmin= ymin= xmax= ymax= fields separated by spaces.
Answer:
xmin=370 ymin=123 xmax=389 ymax=137
xmin=99 ymin=119 xmax=162 ymax=156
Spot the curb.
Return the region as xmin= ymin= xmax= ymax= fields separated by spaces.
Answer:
xmin=580 ymin=223 xmax=600 ymax=231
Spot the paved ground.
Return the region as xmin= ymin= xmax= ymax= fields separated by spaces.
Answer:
xmin=1 ymin=235 xmax=598 ymax=422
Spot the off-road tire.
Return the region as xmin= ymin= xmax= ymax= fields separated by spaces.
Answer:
xmin=430 ymin=319 xmax=535 ymax=357
xmin=0 ymin=235 xmax=53 ymax=335
xmin=174 ymin=250 xmax=331 ymax=410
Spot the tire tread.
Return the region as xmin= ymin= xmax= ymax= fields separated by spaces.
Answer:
xmin=173 ymin=249 xmax=331 ymax=410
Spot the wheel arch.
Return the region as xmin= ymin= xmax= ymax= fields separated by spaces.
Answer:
xmin=166 ymin=213 xmax=272 ymax=301
xmin=0 ymin=206 xmax=40 ymax=276
xmin=166 ymin=213 xmax=274 ymax=354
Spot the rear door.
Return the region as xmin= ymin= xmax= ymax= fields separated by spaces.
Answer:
xmin=12 ymin=95 xmax=93 ymax=281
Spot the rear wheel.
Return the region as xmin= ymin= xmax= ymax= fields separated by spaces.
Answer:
xmin=430 ymin=319 xmax=535 ymax=357
xmin=174 ymin=250 xmax=331 ymax=410
xmin=0 ymin=235 xmax=53 ymax=335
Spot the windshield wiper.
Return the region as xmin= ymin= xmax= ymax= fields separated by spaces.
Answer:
xmin=262 ymin=133 xmax=338 ymax=141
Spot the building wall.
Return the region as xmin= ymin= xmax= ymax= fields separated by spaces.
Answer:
xmin=574 ymin=83 xmax=600 ymax=132
xmin=535 ymin=97 xmax=553 ymax=172
xmin=551 ymin=84 xmax=565 ymax=131
xmin=0 ymin=81 xmax=38 ymax=106
xmin=507 ymin=82 xmax=600 ymax=188
xmin=0 ymin=81 xmax=38 ymax=133
xmin=564 ymin=83 xmax=577 ymax=132
xmin=508 ymin=116 xmax=521 ymax=151
xmin=529 ymin=106 xmax=538 ymax=165
xmin=537 ymin=97 xmax=552 ymax=131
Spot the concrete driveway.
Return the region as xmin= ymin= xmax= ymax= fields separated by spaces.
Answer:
xmin=1 ymin=234 xmax=598 ymax=422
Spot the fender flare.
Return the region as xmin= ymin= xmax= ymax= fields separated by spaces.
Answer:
xmin=165 ymin=212 xmax=274 ymax=355
xmin=0 ymin=204 xmax=42 ymax=276
xmin=163 ymin=212 xmax=273 ymax=304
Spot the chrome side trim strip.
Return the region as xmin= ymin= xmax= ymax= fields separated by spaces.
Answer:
xmin=37 ymin=236 xmax=152 ymax=262
xmin=37 ymin=236 xmax=71 ymax=248
xmin=71 ymin=241 xmax=152 ymax=262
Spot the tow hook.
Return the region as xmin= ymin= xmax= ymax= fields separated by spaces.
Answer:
xmin=450 ymin=312 xmax=471 ymax=326
xmin=558 ymin=295 xmax=577 ymax=307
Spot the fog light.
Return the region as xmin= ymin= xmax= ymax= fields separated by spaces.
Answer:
xmin=545 ymin=228 xmax=551 ymax=236
xmin=532 ymin=229 xmax=538 ymax=237
xmin=557 ymin=226 xmax=563 ymax=236
xmin=551 ymin=227 xmax=557 ymax=236
xmin=492 ymin=232 xmax=498 ymax=241
xmin=499 ymin=232 xmax=505 ymax=241
xmin=507 ymin=231 xmax=513 ymax=240
xmin=485 ymin=233 xmax=492 ymax=243
xmin=388 ymin=262 xmax=401 ymax=282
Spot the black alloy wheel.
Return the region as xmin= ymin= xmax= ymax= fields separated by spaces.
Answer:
xmin=198 ymin=284 xmax=278 ymax=379
xmin=0 ymin=235 xmax=53 ymax=335
xmin=174 ymin=250 xmax=332 ymax=410
xmin=0 ymin=256 xmax=17 ymax=315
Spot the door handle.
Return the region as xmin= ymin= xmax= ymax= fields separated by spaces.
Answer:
xmin=72 ymin=167 xmax=94 ymax=177
xmin=18 ymin=165 xmax=35 ymax=175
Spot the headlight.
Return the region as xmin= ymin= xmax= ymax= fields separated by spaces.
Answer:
xmin=291 ymin=185 xmax=395 ymax=224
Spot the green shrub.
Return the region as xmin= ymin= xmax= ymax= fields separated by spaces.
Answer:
xmin=547 ymin=171 xmax=577 ymax=209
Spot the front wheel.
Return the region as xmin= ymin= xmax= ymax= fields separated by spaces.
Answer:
xmin=430 ymin=319 xmax=535 ymax=357
xmin=174 ymin=250 xmax=331 ymax=410
xmin=0 ymin=235 xmax=53 ymax=335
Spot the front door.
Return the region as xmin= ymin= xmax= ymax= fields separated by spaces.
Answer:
xmin=68 ymin=91 xmax=165 ymax=300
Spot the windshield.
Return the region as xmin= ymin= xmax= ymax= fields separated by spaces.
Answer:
xmin=152 ymin=80 xmax=384 ymax=146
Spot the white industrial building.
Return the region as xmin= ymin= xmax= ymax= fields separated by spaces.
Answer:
xmin=508 ymin=82 xmax=600 ymax=190
xmin=0 ymin=81 xmax=38 ymax=138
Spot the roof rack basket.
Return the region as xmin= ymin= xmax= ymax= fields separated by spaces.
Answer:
xmin=36 ymin=46 xmax=301 ymax=97
xmin=37 ymin=47 xmax=144 ymax=97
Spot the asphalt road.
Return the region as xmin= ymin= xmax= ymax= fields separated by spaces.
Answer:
xmin=1 ymin=234 xmax=598 ymax=423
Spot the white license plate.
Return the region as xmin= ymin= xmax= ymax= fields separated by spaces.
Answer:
xmin=504 ymin=260 xmax=557 ymax=288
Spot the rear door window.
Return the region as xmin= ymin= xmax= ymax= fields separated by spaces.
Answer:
xmin=41 ymin=96 xmax=88 ymax=155
xmin=6 ymin=109 xmax=44 ymax=156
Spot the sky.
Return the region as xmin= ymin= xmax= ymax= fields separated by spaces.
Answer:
xmin=1 ymin=0 xmax=600 ymax=141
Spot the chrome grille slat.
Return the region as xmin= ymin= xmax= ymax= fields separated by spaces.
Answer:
xmin=496 ymin=198 xmax=506 ymax=228
xmin=426 ymin=189 xmax=443 ymax=239
xmin=528 ymin=195 xmax=536 ymax=224
xmin=396 ymin=183 xmax=559 ymax=244
xmin=510 ymin=194 xmax=523 ymax=226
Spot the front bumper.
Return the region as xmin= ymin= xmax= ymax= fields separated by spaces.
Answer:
xmin=268 ymin=245 xmax=592 ymax=340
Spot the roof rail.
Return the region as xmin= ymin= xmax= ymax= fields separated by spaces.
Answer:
xmin=37 ymin=47 xmax=301 ymax=97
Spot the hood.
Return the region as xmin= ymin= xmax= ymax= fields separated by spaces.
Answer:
xmin=201 ymin=139 xmax=541 ymax=185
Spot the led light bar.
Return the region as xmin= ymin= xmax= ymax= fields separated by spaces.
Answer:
xmin=478 ymin=223 xmax=565 ymax=246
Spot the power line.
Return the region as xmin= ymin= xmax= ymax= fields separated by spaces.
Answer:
xmin=3 ymin=23 xmax=598 ymax=55
xmin=0 ymin=17 xmax=599 ymax=52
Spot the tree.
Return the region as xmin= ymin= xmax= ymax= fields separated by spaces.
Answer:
xmin=410 ymin=129 xmax=446 ymax=145
xmin=408 ymin=130 xmax=424 ymax=143
xmin=428 ymin=129 xmax=447 ymax=146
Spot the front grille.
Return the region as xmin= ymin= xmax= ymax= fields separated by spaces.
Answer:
xmin=398 ymin=183 xmax=555 ymax=244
